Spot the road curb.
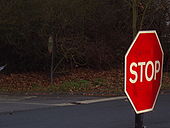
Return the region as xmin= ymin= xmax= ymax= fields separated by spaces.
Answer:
xmin=73 ymin=96 xmax=127 ymax=104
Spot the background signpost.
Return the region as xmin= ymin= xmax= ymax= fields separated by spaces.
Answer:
xmin=124 ymin=31 xmax=164 ymax=128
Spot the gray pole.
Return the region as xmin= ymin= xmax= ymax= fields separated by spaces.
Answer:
xmin=135 ymin=113 xmax=144 ymax=128
xmin=49 ymin=35 xmax=55 ymax=85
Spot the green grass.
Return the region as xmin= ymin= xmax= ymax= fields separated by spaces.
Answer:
xmin=92 ymin=78 xmax=107 ymax=86
xmin=58 ymin=80 xmax=90 ymax=92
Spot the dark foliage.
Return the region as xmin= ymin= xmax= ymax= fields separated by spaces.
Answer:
xmin=0 ymin=0 xmax=169 ymax=72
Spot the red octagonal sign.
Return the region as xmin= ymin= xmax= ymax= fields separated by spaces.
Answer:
xmin=125 ymin=31 xmax=164 ymax=114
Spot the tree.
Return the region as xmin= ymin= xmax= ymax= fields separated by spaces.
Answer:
xmin=0 ymin=0 xmax=169 ymax=73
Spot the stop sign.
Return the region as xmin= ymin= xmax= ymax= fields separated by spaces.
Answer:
xmin=125 ymin=31 xmax=164 ymax=114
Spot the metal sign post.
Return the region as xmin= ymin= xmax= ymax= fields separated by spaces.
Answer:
xmin=135 ymin=113 xmax=144 ymax=128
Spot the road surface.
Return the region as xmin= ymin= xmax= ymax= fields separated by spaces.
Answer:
xmin=0 ymin=94 xmax=169 ymax=128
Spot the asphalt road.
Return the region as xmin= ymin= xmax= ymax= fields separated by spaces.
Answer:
xmin=0 ymin=94 xmax=169 ymax=128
